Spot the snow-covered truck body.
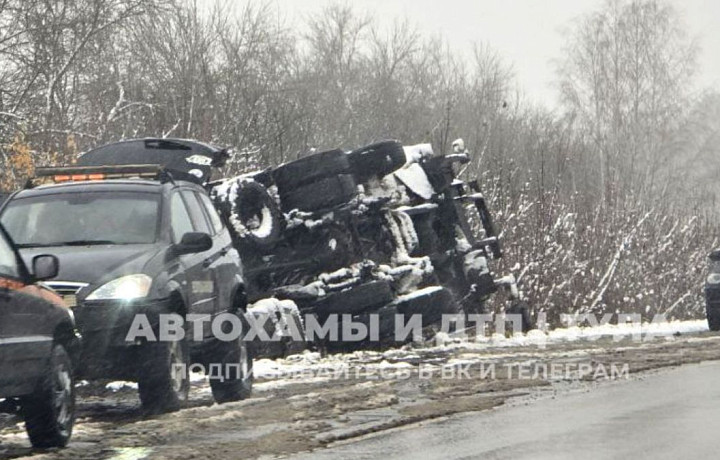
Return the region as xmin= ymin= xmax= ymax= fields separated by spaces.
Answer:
xmin=209 ymin=139 xmax=531 ymax=348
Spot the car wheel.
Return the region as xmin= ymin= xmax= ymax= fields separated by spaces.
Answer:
xmin=348 ymin=140 xmax=407 ymax=181
xmin=22 ymin=344 xmax=75 ymax=448
xmin=210 ymin=337 xmax=254 ymax=403
xmin=273 ymin=149 xmax=350 ymax=193
xmin=279 ymin=174 xmax=358 ymax=212
xmin=138 ymin=338 xmax=190 ymax=413
xmin=707 ymin=307 xmax=720 ymax=332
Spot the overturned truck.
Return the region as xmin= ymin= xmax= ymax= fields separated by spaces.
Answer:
xmin=75 ymin=137 xmax=531 ymax=352
xmin=209 ymin=139 xmax=532 ymax=348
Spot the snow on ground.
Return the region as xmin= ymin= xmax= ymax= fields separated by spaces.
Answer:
xmin=251 ymin=320 xmax=711 ymax=386
xmin=105 ymin=381 xmax=138 ymax=392
xmin=435 ymin=319 xmax=710 ymax=349
xmin=103 ymin=320 xmax=710 ymax=392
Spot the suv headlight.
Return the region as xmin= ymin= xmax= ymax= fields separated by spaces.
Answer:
xmin=707 ymin=273 xmax=720 ymax=285
xmin=86 ymin=274 xmax=153 ymax=301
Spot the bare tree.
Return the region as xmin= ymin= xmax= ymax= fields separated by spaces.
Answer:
xmin=557 ymin=0 xmax=697 ymax=207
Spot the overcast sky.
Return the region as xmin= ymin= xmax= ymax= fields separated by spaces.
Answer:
xmin=224 ymin=0 xmax=720 ymax=108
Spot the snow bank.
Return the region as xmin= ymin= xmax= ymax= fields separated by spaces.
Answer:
xmin=432 ymin=319 xmax=711 ymax=350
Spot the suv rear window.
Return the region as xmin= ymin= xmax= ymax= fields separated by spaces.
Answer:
xmin=1 ymin=192 xmax=160 ymax=247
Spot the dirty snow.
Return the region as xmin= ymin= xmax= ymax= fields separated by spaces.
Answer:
xmin=249 ymin=298 xmax=304 ymax=339
xmin=246 ymin=319 xmax=711 ymax=389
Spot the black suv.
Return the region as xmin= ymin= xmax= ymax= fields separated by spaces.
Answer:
xmin=0 ymin=223 xmax=80 ymax=447
xmin=705 ymin=250 xmax=720 ymax=331
xmin=0 ymin=141 xmax=253 ymax=412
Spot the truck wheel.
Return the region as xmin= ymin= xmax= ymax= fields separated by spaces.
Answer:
xmin=22 ymin=345 xmax=75 ymax=448
xmin=506 ymin=301 xmax=534 ymax=333
xmin=395 ymin=287 xmax=458 ymax=327
xmin=227 ymin=180 xmax=283 ymax=246
xmin=210 ymin=337 xmax=254 ymax=403
xmin=138 ymin=338 xmax=190 ymax=413
xmin=348 ymin=140 xmax=406 ymax=181
xmin=313 ymin=280 xmax=394 ymax=316
xmin=273 ymin=149 xmax=350 ymax=193
xmin=371 ymin=305 xmax=400 ymax=342
xmin=279 ymin=174 xmax=357 ymax=212
xmin=329 ymin=305 xmax=400 ymax=351
xmin=707 ymin=308 xmax=720 ymax=332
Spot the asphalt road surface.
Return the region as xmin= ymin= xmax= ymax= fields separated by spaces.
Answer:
xmin=293 ymin=360 xmax=720 ymax=460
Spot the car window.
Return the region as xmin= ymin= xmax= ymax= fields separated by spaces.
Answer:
xmin=0 ymin=231 xmax=20 ymax=278
xmin=197 ymin=192 xmax=225 ymax=234
xmin=180 ymin=190 xmax=212 ymax=235
xmin=170 ymin=193 xmax=195 ymax=243
xmin=1 ymin=192 xmax=160 ymax=247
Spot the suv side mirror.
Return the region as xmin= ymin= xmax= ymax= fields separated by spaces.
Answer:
xmin=32 ymin=254 xmax=59 ymax=281
xmin=175 ymin=232 xmax=212 ymax=255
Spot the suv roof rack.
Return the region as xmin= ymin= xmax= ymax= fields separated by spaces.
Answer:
xmin=29 ymin=164 xmax=175 ymax=188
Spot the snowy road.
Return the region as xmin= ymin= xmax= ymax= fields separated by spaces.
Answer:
xmin=295 ymin=360 xmax=720 ymax=460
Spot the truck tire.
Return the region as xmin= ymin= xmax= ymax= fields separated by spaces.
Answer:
xmin=273 ymin=149 xmax=350 ymax=193
xmin=226 ymin=180 xmax=283 ymax=247
xmin=707 ymin=308 xmax=720 ymax=332
xmin=137 ymin=337 xmax=190 ymax=413
xmin=361 ymin=305 xmax=400 ymax=343
xmin=210 ymin=336 xmax=254 ymax=403
xmin=330 ymin=305 xmax=399 ymax=348
xmin=22 ymin=345 xmax=75 ymax=448
xmin=506 ymin=301 xmax=534 ymax=333
xmin=395 ymin=287 xmax=458 ymax=326
xmin=279 ymin=174 xmax=357 ymax=212
xmin=348 ymin=140 xmax=406 ymax=181
xmin=313 ymin=280 xmax=394 ymax=316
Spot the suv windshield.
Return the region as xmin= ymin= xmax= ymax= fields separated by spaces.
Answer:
xmin=1 ymin=191 xmax=160 ymax=247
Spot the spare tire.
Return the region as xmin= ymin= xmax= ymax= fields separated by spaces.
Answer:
xmin=279 ymin=174 xmax=357 ymax=212
xmin=348 ymin=140 xmax=406 ymax=181
xmin=225 ymin=180 xmax=283 ymax=246
xmin=273 ymin=149 xmax=350 ymax=194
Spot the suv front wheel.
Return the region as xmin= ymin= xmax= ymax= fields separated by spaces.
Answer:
xmin=209 ymin=336 xmax=253 ymax=403
xmin=138 ymin=338 xmax=190 ymax=413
